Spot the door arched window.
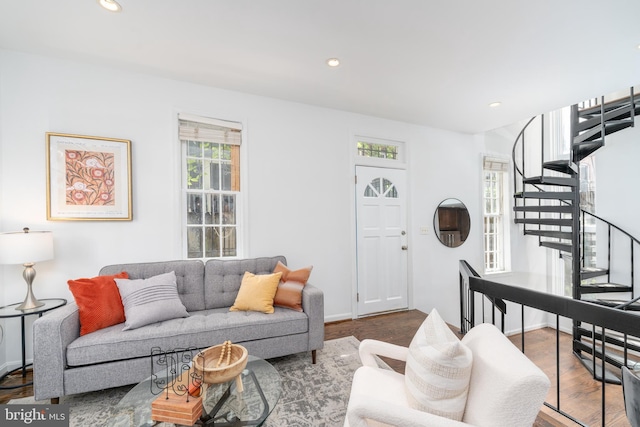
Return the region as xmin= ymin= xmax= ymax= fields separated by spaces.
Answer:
xmin=364 ymin=177 xmax=398 ymax=198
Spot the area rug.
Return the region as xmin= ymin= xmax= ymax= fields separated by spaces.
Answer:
xmin=8 ymin=336 xmax=375 ymax=427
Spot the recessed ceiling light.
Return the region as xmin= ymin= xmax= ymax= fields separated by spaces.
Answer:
xmin=489 ymin=101 xmax=502 ymax=108
xmin=98 ymin=0 xmax=122 ymax=12
xmin=326 ymin=58 xmax=340 ymax=67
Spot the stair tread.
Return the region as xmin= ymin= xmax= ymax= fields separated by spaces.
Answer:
xmin=513 ymin=205 xmax=573 ymax=213
xmin=592 ymin=298 xmax=640 ymax=310
xmin=574 ymin=351 xmax=621 ymax=384
xmin=573 ymin=140 xmax=604 ymax=161
xmin=581 ymin=267 xmax=609 ymax=279
xmin=514 ymin=218 xmax=573 ymax=226
xmin=580 ymin=282 xmax=631 ymax=288
xmin=524 ymin=230 xmax=573 ymax=239
xmin=578 ymin=96 xmax=638 ymax=116
xmin=540 ymin=241 xmax=572 ymax=252
xmin=516 ymin=191 xmax=575 ymax=200
xmin=543 ymin=160 xmax=578 ymax=175
xmin=577 ymin=102 xmax=635 ymax=129
xmin=523 ymin=176 xmax=578 ymax=187
xmin=575 ymin=119 xmax=634 ymax=142
xmin=580 ymin=282 xmax=633 ymax=292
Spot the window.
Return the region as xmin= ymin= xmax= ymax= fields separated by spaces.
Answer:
xmin=179 ymin=114 xmax=242 ymax=259
xmin=355 ymin=136 xmax=406 ymax=167
xmin=483 ymin=156 xmax=510 ymax=273
xmin=363 ymin=177 xmax=398 ymax=198
xmin=357 ymin=141 xmax=398 ymax=160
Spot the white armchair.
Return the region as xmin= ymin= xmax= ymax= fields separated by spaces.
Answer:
xmin=344 ymin=323 xmax=550 ymax=427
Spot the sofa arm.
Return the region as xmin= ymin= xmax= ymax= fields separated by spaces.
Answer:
xmin=301 ymin=283 xmax=324 ymax=353
xmin=359 ymin=339 xmax=408 ymax=368
xmin=33 ymin=303 xmax=81 ymax=401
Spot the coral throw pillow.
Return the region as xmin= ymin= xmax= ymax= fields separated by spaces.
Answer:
xmin=404 ymin=308 xmax=473 ymax=421
xmin=272 ymin=261 xmax=313 ymax=312
xmin=68 ymin=271 xmax=129 ymax=336
xmin=229 ymin=272 xmax=282 ymax=314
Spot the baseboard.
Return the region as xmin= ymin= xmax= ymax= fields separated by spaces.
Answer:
xmin=324 ymin=312 xmax=353 ymax=323
xmin=0 ymin=358 xmax=33 ymax=377
xmin=504 ymin=322 xmax=549 ymax=337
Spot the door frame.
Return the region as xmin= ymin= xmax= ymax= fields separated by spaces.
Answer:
xmin=349 ymin=133 xmax=412 ymax=319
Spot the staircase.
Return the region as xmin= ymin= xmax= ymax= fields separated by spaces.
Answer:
xmin=512 ymin=87 xmax=640 ymax=383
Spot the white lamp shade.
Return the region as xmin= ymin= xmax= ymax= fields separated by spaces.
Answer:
xmin=0 ymin=230 xmax=54 ymax=265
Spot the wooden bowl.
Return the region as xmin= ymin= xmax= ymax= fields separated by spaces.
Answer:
xmin=193 ymin=343 xmax=248 ymax=385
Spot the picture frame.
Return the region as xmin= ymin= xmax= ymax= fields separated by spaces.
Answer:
xmin=46 ymin=132 xmax=132 ymax=221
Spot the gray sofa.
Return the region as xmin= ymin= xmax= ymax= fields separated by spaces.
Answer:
xmin=33 ymin=256 xmax=324 ymax=402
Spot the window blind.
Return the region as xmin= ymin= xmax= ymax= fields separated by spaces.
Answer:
xmin=483 ymin=156 xmax=509 ymax=172
xmin=178 ymin=113 xmax=242 ymax=145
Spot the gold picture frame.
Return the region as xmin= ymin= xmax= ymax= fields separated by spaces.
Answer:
xmin=46 ymin=132 xmax=132 ymax=221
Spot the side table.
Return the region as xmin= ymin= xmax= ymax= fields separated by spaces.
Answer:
xmin=0 ymin=298 xmax=67 ymax=389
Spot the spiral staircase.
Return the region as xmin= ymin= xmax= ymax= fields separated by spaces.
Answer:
xmin=512 ymin=87 xmax=640 ymax=383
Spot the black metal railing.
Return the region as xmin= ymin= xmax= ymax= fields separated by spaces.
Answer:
xmin=582 ymin=209 xmax=639 ymax=300
xmin=460 ymin=260 xmax=640 ymax=426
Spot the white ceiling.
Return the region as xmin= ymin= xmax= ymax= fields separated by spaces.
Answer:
xmin=1 ymin=0 xmax=639 ymax=134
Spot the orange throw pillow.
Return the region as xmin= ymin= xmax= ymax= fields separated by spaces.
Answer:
xmin=68 ymin=272 xmax=129 ymax=336
xmin=272 ymin=261 xmax=313 ymax=312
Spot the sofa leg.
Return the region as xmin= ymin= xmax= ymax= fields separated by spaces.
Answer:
xmin=51 ymin=398 xmax=59 ymax=404
xmin=312 ymin=349 xmax=317 ymax=364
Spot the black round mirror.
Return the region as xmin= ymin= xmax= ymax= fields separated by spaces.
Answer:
xmin=434 ymin=198 xmax=470 ymax=248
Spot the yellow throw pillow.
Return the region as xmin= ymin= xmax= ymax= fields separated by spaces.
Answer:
xmin=229 ymin=271 xmax=283 ymax=314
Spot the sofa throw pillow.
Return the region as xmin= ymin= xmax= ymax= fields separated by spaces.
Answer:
xmin=404 ymin=308 xmax=473 ymax=421
xmin=272 ymin=261 xmax=313 ymax=312
xmin=68 ymin=271 xmax=129 ymax=336
xmin=229 ymin=271 xmax=282 ymax=314
xmin=115 ymin=271 xmax=189 ymax=331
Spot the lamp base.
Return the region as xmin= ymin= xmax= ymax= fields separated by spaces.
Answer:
xmin=15 ymin=263 xmax=44 ymax=311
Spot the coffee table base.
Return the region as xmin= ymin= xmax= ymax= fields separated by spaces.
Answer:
xmin=200 ymin=370 xmax=269 ymax=426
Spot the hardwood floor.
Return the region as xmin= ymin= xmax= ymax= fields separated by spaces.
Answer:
xmin=0 ymin=309 xmax=631 ymax=426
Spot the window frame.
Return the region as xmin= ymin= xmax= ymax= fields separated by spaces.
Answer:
xmin=482 ymin=156 xmax=511 ymax=274
xmin=179 ymin=114 xmax=244 ymax=260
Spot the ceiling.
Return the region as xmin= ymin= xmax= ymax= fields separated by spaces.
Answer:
xmin=1 ymin=0 xmax=639 ymax=134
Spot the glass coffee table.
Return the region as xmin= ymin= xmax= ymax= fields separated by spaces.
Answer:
xmin=108 ymin=356 xmax=281 ymax=427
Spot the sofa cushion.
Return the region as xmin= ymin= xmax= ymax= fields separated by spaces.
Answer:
xmin=100 ymin=260 xmax=206 ymax=312
xmin=204 ymin=256 xmax=286 ymax=309
xmin=67 ymin=272 xmax=129 ymax=336
xmin=115 ymin=271 xmax=190 ymax=330
xmin=404 ymin=308 xmax=472 ymax=421
xmin=65 ymin=307 xmax=308 ymax=367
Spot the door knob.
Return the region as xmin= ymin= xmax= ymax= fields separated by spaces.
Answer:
xmin=401 ymin=245 xmax=408 ymax=250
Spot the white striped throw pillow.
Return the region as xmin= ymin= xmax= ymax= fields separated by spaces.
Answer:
xmin=404 ymin=308 xmax=473 ymax=421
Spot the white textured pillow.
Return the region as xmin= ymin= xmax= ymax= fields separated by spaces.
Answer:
xmin=115 ymin=271 xmax=189 ymax=330
xmin=404 ymin=308 xmax=473 ymax=421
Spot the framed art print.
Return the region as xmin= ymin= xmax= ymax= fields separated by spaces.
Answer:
xmin=46 ymin=132 xmax=132 ymax=221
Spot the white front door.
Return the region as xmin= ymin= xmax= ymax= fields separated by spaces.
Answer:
xmin=355 ymin=166 xmax=408 ymax=316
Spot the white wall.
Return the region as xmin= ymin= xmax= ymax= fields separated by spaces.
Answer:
xmin=0 ymin=49 xmax=489 ymax=372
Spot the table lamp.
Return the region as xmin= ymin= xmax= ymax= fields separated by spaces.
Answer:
xmin=0 ymin=227 xmax=54 ymax=310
